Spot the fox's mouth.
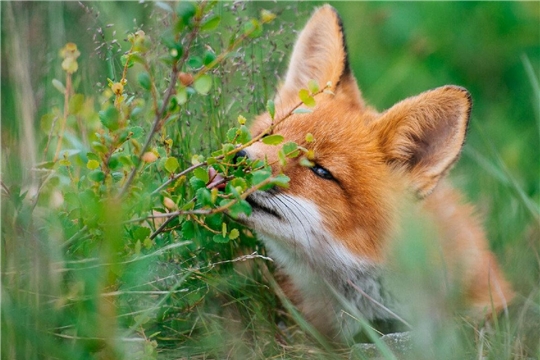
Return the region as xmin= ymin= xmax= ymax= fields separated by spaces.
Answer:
xmin=206 ymin=168 xmax=283 ymax=220
xmin=246 ymin=195 xmax=282 ymax=220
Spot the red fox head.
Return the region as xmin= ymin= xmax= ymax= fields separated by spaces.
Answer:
xmin=239 ymin=5 xmax=471 ymax=264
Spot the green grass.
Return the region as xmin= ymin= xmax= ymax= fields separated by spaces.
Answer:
xmin=2 ymin=1 xmax=539 ymax=359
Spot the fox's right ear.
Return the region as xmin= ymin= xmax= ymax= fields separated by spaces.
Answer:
xmin=275 ymin=5 xmax=360 ymax=108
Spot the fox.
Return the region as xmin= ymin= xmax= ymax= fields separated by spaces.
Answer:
xmin=235 ymin=5 xmax=514 ymax=341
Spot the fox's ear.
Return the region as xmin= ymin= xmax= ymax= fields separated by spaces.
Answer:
xmin=374 ymin=86 xmax=471 ymax=198
xmin=276 ymin=5 xmax=355 ymax=103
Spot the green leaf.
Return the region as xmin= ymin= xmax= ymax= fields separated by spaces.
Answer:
xmin=143 ymin=237 xmax=153 ymax=249
xmin=262 ymin=134 xmax=284 ymax=145
xmin=243 ymin=19 xmax=262 ymax=38
xmin=88 ymin=170 xmax=105 ymax=182
xmin=164 ymin=157 xmax=179 ymax=173
xmin=120 ymin=54 xmax=135 ymax=68
xmin=193 ymin=75 xmax=212 ymax=95
xmin=69 ymin=94 xmax=85 ymax=114
xmin=181 ymin=221 xmax=195 ymax=240
xmin=201 ymin=15 xmax=221 ymax=32
xmin=111 ymin=172 xmax=123 ymax=182
xmin=189 ymin=176 xmax=206 ymax=190
xmin=187 ymin=56 xmax=203 ymax=69
xmin=308 ymin=79 xmax=320 ymax=94
xmin=132 ymin=226 xmax=151 ymax=241
xmin=91 ymin=142 xmax=108 ymax=155
xmin=87 ymin=159 xmax=100 ymax=170
xmin=203 ymin=49 xmax=216 ymax=66
xmin=298 ymin=89 xmax=316 ymax=107
xmin=299 ymin=157 xmax=314 ymax=168
xmin=118 ymin=155 xmax=133 ymax=167
xmin=221 ymin=222 xmax=227 ymax=237
xmin=193 ymin=167 xmax=209 ymax=183
xmin=305 ymin=133 xmax=314 ymax=142
xmin=251 ymin=170 xmax=272 ymax=186
xmin=128 ymin=126 xmax=144 ymax=139
xmin=205 ymin=213 xmax=223 ymax=229
xmin=228 ymin=199 xmax=252 ymax=217
xmin=238 ymin=125 xmax=251 ymax=144
xmin=212 ymin=234 xmax=229 ymax=243
xmin=229 ymin=228 xmax=240 ymax=240
xmin=227 ymin=127 xmax=239 ymax=142
xmin=40 ymin=113 xmax=57 ymax=133
xmin=99 ymin=107 xmax=120 ymax=131
xmin=230 ymin=177 xmax=247 ymax=192
xmin=279 ymin=149 xmax=289 ymax=167
xmin=293 ymin=108 xmax=313 ymax=114
xmin=108 ymin=155 xmax=122 ymax=170
xmin=266 ymin=99 xmax=275 ymax=120
xmin=196 ymin=187 xmax=213 ymax=207
xmin=282 ymin=142 xmax=298 ymax=155
xmin=176 ymin=87 xmax=188 ymax=105
xmin=176 ymin=2 xmax=196 ymax=25
xmin=222 ymin=143 xmax=236 ymax=162
xmin=87 ymin=152 xmax=100 ymax=161
xmin=52 ymin=79 xmax=66 ymax=94
xmin=137 ymin=72 xmax=152 ymax=90
xmin=271 ymin=174 xmax=290 ymax=188
xmin=35 ymin=161 xmax=56 ymax=170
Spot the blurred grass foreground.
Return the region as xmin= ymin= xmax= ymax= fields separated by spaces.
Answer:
xmin=2 ymin=1 xmax=539 ymax=359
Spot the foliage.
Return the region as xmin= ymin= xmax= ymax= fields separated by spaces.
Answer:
xmin=1 ymin=1 xmax=539 ymax=359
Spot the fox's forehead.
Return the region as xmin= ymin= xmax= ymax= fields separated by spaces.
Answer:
xmin=252 ymin=97 xmax=379 ymax=149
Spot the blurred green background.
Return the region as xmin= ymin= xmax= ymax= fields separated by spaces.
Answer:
xmin=2 ymin=1 xmax=539 ymax=359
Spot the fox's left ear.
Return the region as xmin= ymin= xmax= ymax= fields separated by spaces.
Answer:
xmin=374 ymin=86 xmax=471 ymax=198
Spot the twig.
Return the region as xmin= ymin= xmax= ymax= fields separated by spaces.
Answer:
xmin=118 ymin=7 xmax=206 ymax=198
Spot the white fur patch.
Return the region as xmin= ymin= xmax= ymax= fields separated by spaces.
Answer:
xmin=239 ymin=192 xmax=398 ymax=340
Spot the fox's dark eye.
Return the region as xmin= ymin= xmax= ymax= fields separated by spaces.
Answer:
xmin=311 ymin=165 xmax=334 ymax=180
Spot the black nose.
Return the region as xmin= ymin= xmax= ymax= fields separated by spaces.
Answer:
xmin=233 ymin=149 xmax=248 ymax=163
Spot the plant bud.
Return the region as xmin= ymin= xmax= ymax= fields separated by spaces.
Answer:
xmin=111 ymin=82 xmax=124 ymax=95
xmin=142 ymin=152 xmax=158 ymax=163
xmin=163 ymin=197 xmax=176 ymax=210
xmin=178 ymin=72 xmax=194 ymax=87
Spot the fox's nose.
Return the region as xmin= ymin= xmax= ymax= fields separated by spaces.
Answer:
xmin=233 ymin=149 xmax=249 ymax=163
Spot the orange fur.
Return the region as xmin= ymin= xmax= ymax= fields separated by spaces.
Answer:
xmin=240 ymin=5 xmax=513 ymax=339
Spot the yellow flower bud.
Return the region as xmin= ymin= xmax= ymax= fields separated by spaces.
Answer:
xmin=111 ymin=82 xmax=124 ymax=95
xmin=61 ymin=57 xmax=78 ymax=74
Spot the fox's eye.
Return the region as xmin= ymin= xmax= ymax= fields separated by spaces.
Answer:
xmin=311 ymin=165 xmax=334 ymax=180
